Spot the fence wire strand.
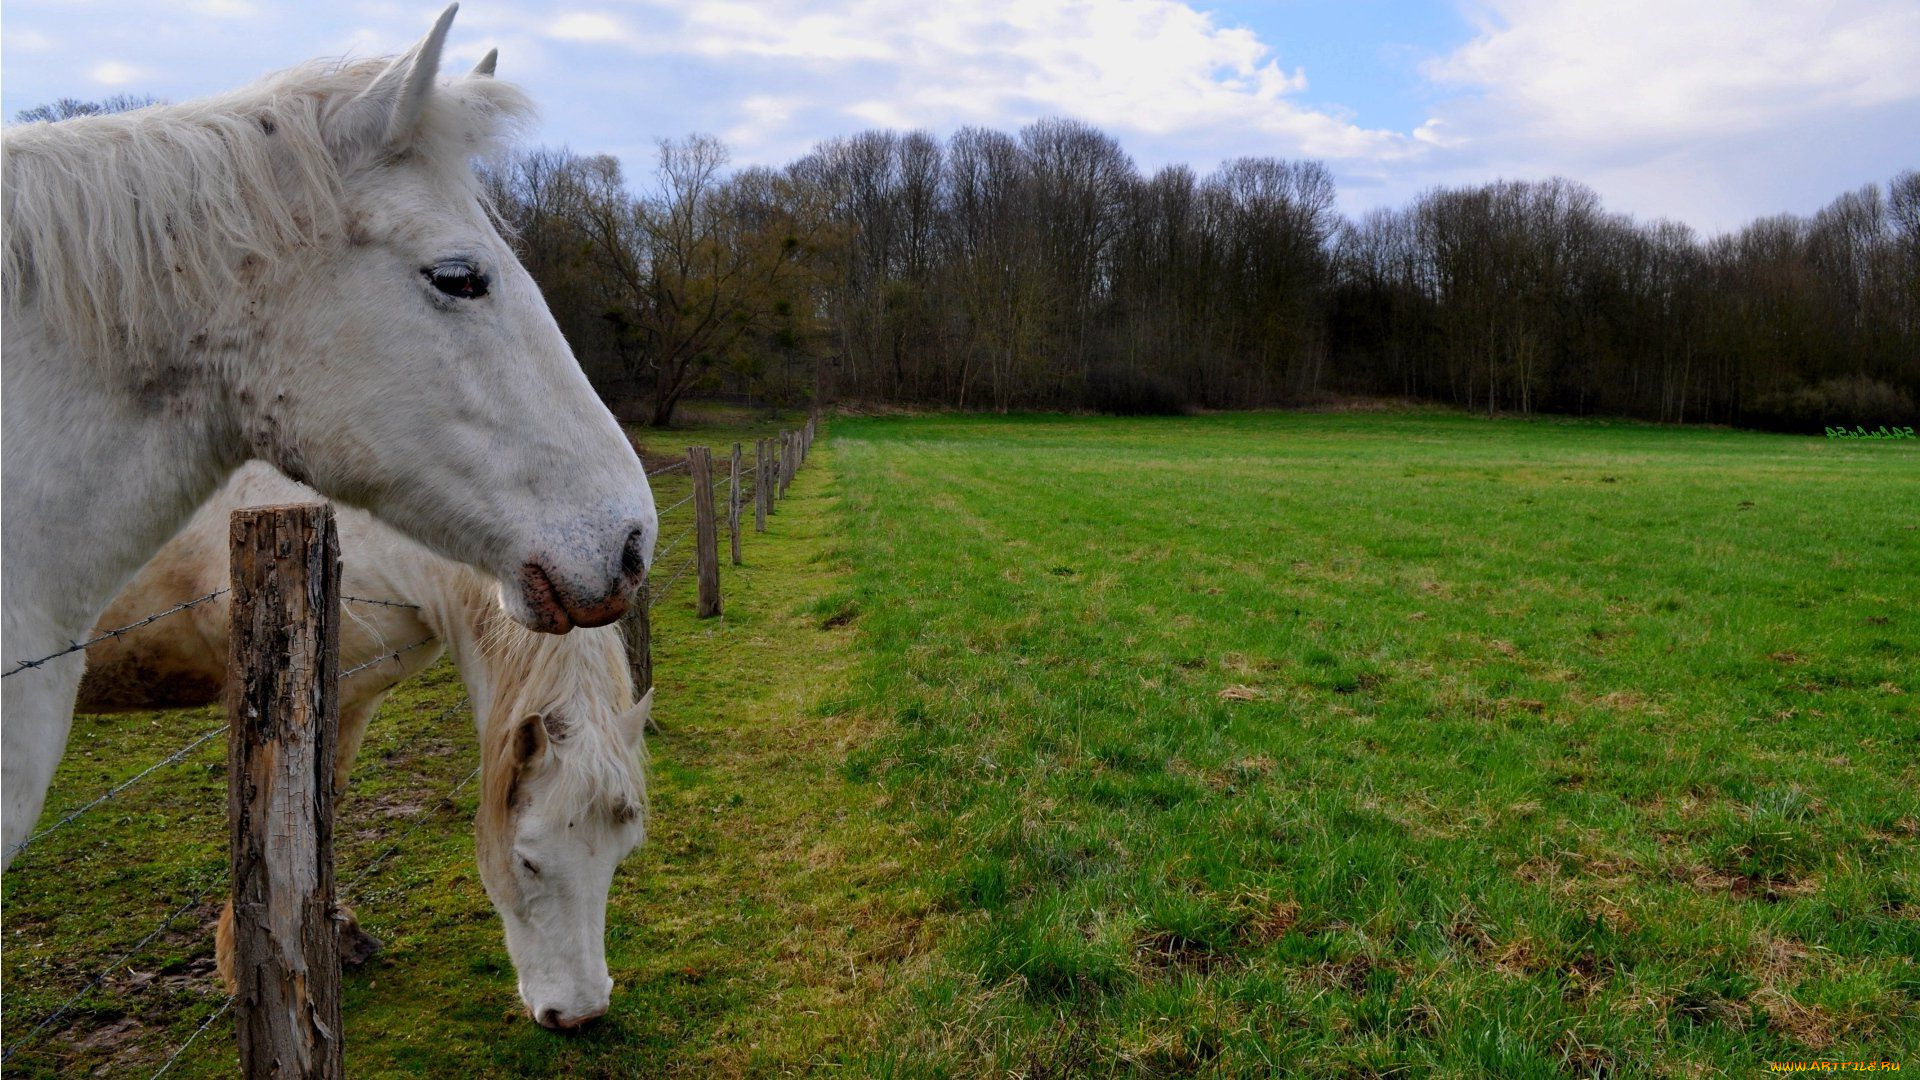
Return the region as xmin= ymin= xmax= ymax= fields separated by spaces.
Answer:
xmin=7 ymin=725 xmax=227 ymax=862
xmin=5 ymin=591 xmax=418 ymax=680
xmin=147 ymin=996 xmax=233 ymax=1079
xmin=652 ymin=522 xmax=694 ymax=568
xmin=340 ymin=595 xmax=419 ymax=610
xmin=3 ymin=590 xmax=228 ymax=679
xmin=338 ymin=635 xmax=437 ymax=680
xmin=2 ymin=880 xmax=220 ymax=1064
xmin=650 ymin=554 xmax=698 ymax=608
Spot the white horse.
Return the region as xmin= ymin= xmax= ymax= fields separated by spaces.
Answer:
xmin=1 ymin=6 xmax=657 ymax=867
xmin=79 ymin=463 xmax=649 ymax=1030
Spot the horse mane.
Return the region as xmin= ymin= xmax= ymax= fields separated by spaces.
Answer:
xmin=471 ymin=583 xmax=645 ymax=838
xmin=2 ymin=56 xmax=531 ymax=369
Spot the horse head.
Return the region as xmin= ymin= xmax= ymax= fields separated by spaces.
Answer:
xmin=478 ymin=644 xmax=649 ymax=1029
xmin=229 ymin=7 xmax=656 ymax=631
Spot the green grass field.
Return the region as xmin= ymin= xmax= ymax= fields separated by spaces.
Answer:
xmin=4 ymin=410 xmax=1916 ymax=1077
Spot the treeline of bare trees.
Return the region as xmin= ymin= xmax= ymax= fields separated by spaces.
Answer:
xmin=483 ymin=123 xmax=1918 ymax=430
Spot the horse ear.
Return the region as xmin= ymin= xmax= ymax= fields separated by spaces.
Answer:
xmin=326 ymin=3 xmax=458 ymax=163
xmin=472 ymin=48 xmax=498 ymax=78
xmin=619 ymin=689 xmax=653 ymax=750
xmin=501 ymin=712 xmax=547 ymax=813
xmin=513 ymin=713 xmax=548 ymax=765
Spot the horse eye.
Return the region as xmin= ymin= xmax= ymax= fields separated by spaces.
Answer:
xmin=424 ymin=264 xmax=488 ymax=299
xmin=518 ymin=855 xmax=541 ymax=876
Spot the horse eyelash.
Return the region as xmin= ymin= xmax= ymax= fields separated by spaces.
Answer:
xmin=424 ymin=263 xmax=489 ymax=299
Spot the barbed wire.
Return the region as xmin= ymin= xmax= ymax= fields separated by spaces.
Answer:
xmin=657 ymin=491 xmax=697 ymax=518
xmin=338 ymin=635 xmax=437 ymax=680
xmin=646 ymin=460 xmax=688 ymax=477
xmin=342 ymin=759 xmax=482 ymax=896
xmin=653 ymin=522 xmax=695 ymax=569
xmin=1 ymin=879 xmax=221 ymax=1064
xmin=649 ymin=554 xmax=698 ymax=609
xmin=3 ymin=590 xmax=228 ymax=679
xmin=6 ymin=724 xmax=227 ymax=863
xmin=147 ymin=996 xmax=233 ymax=1079
xmin=5 ymin=591 xmax=419 ymax=681
xmin=341 ymin=595 xmax=419 ymax=610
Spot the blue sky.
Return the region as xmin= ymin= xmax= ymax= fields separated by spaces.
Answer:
xmin=4 ymin=1 xmax=1915 ymax=234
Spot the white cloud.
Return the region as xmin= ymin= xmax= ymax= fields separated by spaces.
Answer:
xmin=1426 ymin=0 xmax=1920 ymax=151
xmin=548 ymin=12 xmax=639 ymax=46
xmin=534 ymin=0 xmax=1413 ymax=162
xmin=6 ymin=0 xmax=1911 ymax=232
xmin=191 ymin=0 xmax=258 ymax=17
xmin=1406 ymin=0 xmax=1920 ymax=230
xmin=87 ymin=60 xmax=150 ymax=86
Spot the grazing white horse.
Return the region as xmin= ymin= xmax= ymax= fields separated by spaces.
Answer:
xmin=80 ymin=463 xmax=649 ymax=1030
xmin=1 ymin=6 xmax=657 ymax=867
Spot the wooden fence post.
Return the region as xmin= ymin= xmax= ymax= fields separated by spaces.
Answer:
xmin=754 ymin=439 xmax=769 ymax=532
xmin=227 ymin=503 xmax=344 ymax=1080
xmin=728 ymin=442 xmax=743 ymax=566
xmin=689 ymin=447 xmax=721 ymax=618
xmin=619 ymin=576 xmax=651 ymax=695
xmin=769 ymin=437 xmax=780 ymax=515
xmin=781 ymin=431 xmax=796 ymax=498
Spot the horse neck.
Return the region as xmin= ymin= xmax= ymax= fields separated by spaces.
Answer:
xmin=1 ymin=321 xmax=246 ymax=653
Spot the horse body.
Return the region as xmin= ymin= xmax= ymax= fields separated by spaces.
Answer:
xmin=2 ymin=7 xmax=656 ymax=864
xmin=81 ymin=462 xmax=648 ymax=1029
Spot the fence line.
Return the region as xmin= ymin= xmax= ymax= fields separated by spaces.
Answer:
xmin=2 ymin=417 xmax=825 ymax=1074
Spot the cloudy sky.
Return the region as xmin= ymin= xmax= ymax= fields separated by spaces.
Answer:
xmin=4 ymin=0 xmax=1915 ymax=234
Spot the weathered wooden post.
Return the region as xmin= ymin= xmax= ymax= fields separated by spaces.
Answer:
xmin=781 ymin=430 xmax=796 ymax=497
xmin=619 ymin=577 xmax=651 ymax=695
xmin=227 ymin=503 xmax=344 ymax=1080
xmin=775 ymin=431 xmax=788 ymax=499
xmin=689 ymin=446 xmax=721 ymax=618
xmin=754 ymin=439 xmax=769 ymax=532
xmin=728 ymin=442 xmax=743 ymax=566
xmin=764 ymin=430 xmax=779 ymax=511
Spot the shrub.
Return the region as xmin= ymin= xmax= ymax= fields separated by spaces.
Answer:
xmin=1744 ymin=375 xmax=1917 ymax=434
xmin=1084 ymin=365 xmax=1189 ymax=416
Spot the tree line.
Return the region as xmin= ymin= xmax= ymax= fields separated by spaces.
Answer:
xmin=17 ymin=93 xmax=1911 ymax=430
xmin=492 ymin=122 xmax=1915 ymax=431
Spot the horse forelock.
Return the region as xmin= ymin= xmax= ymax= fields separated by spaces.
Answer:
xmin=1 ymin=55 xmax=533 ymax=370
xmin=474 ymin=596 xmax=644 ymax=849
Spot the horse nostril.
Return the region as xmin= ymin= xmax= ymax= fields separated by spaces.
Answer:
xmin=621 ymin=527 xmax=648 ymax=579
xmin=538 ymin=1007 xmax=562 ymax=1029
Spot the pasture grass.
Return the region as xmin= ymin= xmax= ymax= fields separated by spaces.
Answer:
xmin=825 ymin=410 xmax=1919 ymax=1076
xmin=3 ymin=411 xmax=897 ymax=1076
xmin=4 ymin=408 xmax=1916 ymax=1076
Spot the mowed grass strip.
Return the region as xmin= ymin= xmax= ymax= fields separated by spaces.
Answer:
xmin=2 ymin=426 xmax=922 ymax=1077
xmin=828 ymin=411 xmax=1920 ymax=1076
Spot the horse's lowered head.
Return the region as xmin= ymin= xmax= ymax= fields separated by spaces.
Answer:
xmin=477 ymin=622 xmax=649 ymax=1029
xmin=7 ymin=5 xmax=653 ymax=632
